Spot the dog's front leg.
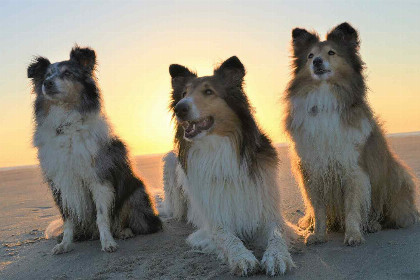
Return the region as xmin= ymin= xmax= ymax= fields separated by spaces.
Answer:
xmin=212 ymin=227 xmax=259 ymax=276
xmin=52 ymin=218 xmax=75 ymax=254
xmin=90 ymin=183 xmax=118 ymax=252
xmin=261 ymin=222 xmax=295 ymax=276
xmin=305 ymin=182 xmax=327 ymax=245
xmin=343 ymin=168 xmax=370 ymax=246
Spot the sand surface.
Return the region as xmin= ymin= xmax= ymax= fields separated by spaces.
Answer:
xmin=1 ymin=136 xmax=419 ymax=279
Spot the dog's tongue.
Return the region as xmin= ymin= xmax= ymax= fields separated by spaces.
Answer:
xmin=196 ymin=118 xmax=211 ymax=130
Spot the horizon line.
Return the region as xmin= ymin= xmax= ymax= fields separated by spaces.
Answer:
xmin=1 ymin=130 xmax=419 ymax=171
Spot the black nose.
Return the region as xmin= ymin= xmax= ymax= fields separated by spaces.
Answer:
xmin=174 ymin=102 xmax=190 ymax=119
xmin=313 ymin=57 xmax=323 ymax=67
xmin=43 ymin=80 xmax=53 ymax=89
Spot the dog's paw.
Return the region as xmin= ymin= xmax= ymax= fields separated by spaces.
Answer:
xmin=344 ymin=231 xmax=364 ymax=246
xmin=118 ymin=228 xmax=135 ymax=240
xmin=186 ymin=230 xmax=216 ymax=253
xmin=229 ymin=251 xmax=259 ymax=276
xmin=101 ymin=238 xmax=118 ymax=253
xmin=305 ymin=232 xmax=327 ymax=245
xmin=52 ymin=242 xmax=74 ymax=255
xmin=261 ymin=249 xmax=295 ymax=276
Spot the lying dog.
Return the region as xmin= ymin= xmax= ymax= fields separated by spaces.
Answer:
xmin=284 ymin=22 xmax=419 ymax=246
xmin=28 ymin=46 xmax=162 ymax=254
xmin=163 ymin=57 xmax=295 ymax=276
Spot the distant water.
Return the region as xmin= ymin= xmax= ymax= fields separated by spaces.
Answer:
xmin=1 ymin=132 xmax=419 ymax=171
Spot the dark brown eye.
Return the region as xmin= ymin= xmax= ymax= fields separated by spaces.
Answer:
xmin=308 ymin=53 xmax=314 ymax=59
xmin=328 ymin=50 xmax=335 ymax=55
xmin=182 ymin=91 xmax=187 ymax=98
xmin=204 ymin=89 xmax=213 ymax=95
xmin=64 ymin=70 xmax=72 ymax=77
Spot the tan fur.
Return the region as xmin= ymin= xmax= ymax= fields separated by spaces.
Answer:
xmin=186 ymin=79 xmax=242 ymax=154
xmin=285 ymin=24 xmax=419 ymax=246
xmin=41 ymin=79 xmax=83 ymax=112
xmin=360 ymin=125 xmax=419 ymax=230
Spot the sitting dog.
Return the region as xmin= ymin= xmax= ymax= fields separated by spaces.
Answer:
xmin=283 ymin=22 xmax=419 ymax=246
xmin=163 ymin=57 xmax=295 ymax=276
xmin=27 ymin=46 xmax=162 ymax=254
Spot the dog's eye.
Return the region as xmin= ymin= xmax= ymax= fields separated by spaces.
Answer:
xmin=308 ymin=53 xmax=314 ymax=59
xmin=328 ymin=50 xmax=335 ymax=55
xmin=182 ymin=91 xmax=187 ymax=98
xmin=63 ymin=71 xmax=72 ymax=78
xmin=204 ymin=89 xmax=213 ymax=95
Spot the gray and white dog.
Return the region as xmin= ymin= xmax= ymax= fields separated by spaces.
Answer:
xmin=27 ymin=46 xmax=162 ymax=254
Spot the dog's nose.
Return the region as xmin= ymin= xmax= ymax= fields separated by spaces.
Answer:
xmin=174 ymin=102 xmax=190 ymax=119
xmin=43 ymin=80 xmax=53 ymax=89
xmin=313 ymin=57 xmax=323 ymax=67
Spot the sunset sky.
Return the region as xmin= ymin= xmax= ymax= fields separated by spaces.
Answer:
xmin=0 ymin=0 xmax=419 ymax=168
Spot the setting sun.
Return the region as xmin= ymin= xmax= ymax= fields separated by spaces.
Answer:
xmin=0 ymin=1 xmax=419 ymax=169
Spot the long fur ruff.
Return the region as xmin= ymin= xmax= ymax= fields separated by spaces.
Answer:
xmin=28 ymin=46 xmax=161 ymax=254
xmin=284 ymin=23 xmax=419 ymax=246
xmin=163 ymin=56 xmax=297 ymax=276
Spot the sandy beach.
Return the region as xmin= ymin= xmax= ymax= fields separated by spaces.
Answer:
xmin=1 ymin=135 xmax=419 ymax=279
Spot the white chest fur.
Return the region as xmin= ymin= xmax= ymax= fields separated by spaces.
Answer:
xmin=185 ymin=135 xmax=264 ymax=238
xmin=289 ymin=84 xmax=371 ymax=172
xmin=34 ymin=106 xmax=110 ymax=221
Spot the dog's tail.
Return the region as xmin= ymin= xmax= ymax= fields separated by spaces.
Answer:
xmin=386 ymin=159 xmax=420 ymax=228
xmin=127 ymin=178 xmax=162 ymax=234
xmin=45 ymin=218 xmax=63 ymax=239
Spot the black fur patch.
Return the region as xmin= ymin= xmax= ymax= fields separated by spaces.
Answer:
xmin=291 ymin=28 xmax=320 ymax=74
xmin=95 ymin=137 xmax=162 ymax=233
xmin=95 ymin=137 xmax=138 ymax=212
xmin=28 ymin=56 xmax=51 ymax=80
xmin=70 ymin=45 xmax=97 ymax=72
xmin=168 ymin=64 xmax=196 ymax=169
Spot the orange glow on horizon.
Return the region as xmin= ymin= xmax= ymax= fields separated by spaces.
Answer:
xmin=0 ymin=1 xmax=419 ymax=168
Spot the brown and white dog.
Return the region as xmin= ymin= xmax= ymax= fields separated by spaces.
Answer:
xmin=284 ymin=22 xmax=419 ymax=246
xmin=163 ymin=57 xmax=295 ymax=276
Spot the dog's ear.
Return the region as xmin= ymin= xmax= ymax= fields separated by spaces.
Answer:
xmin=292 ymin=28 xmax=319 ymax=57
xmin=27 ymin=56 xmax=50 ymax=80
xmin=70 ymin=45 xmax=96 ymax=71
xmin=169 ymin=64 xmax=196 ymax=108
xmin=214 ymin=56 xmax=245 ymax=85
xmin=169 ymin=64 xmax=196 ymax=89
xmin=327 ymin=22 xmax=359 ymax=50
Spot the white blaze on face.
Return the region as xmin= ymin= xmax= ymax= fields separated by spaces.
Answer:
xmin=42 ymin=63 xmax=59 ymax=98
xmin=310 ymin=57 xmax=333 ymax=81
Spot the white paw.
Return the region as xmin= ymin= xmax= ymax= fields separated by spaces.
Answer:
xmin=305 ymin=232 xmax=327 ymax=245
xmin=52 ymin=242 xmax=74 ymax=255
xmin=118 ymin=228 xmax=135 ymax=240
xmin=186 ymin=230 xmax=215 ymax=253
xmin=344 ymin=231 xmax=364 ymax=246
xmin=101 ymin=238 xmax=118 ymax=253
xmin=228 ymin=250 xmax=259 ymax=276
xmin=262 ymin=249 xmax=295 ymax=276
